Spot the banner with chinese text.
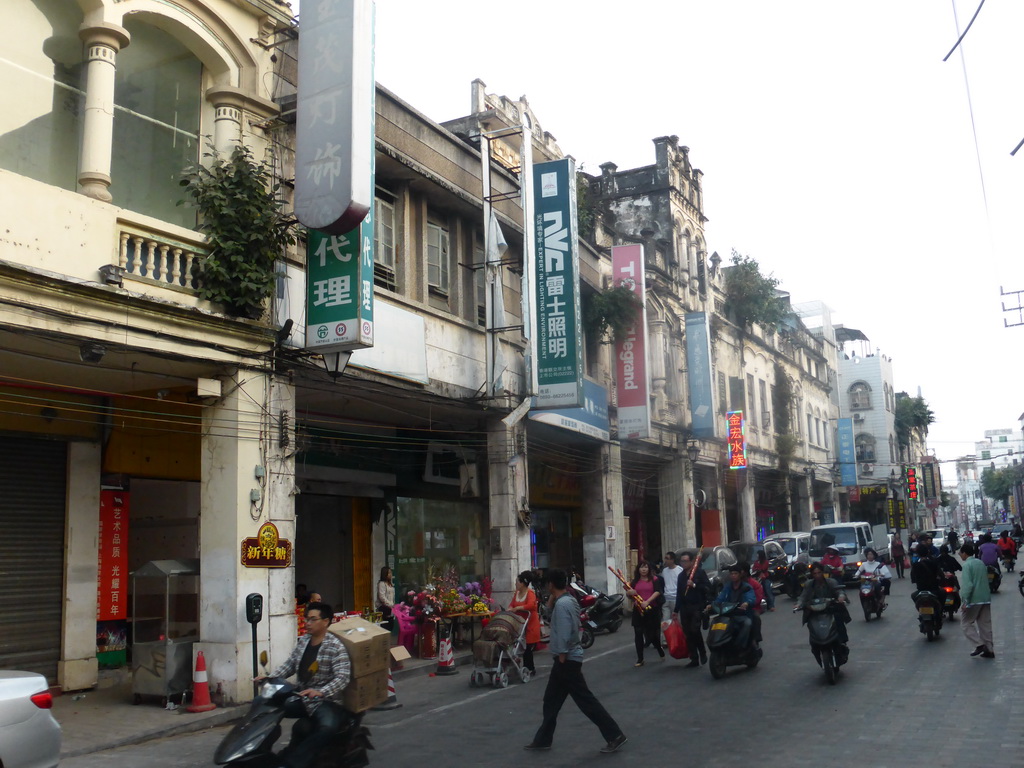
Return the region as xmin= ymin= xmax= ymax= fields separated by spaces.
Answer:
xmin=685 ymin=312 xmax=715 ymax=438
xmin=532 ymin=157 xmax=583 ymax=409
xmin=836 ymin=417 xmax=857 ymax=486
xmin=97 ymin=490 xmax=129 ymax=621
xmin=727 ymin=411 xmax=747 ymax=469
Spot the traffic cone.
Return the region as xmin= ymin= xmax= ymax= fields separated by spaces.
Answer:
xmin=434 ymin=630 xmax=459 ymax=676
xmin=371 ymin=669 xmax=402 ymax=710
xmin=186 ymin=651 xmax=216 ymax=712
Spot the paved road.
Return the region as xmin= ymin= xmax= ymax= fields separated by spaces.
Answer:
xmin=63 ymin=576 xmax=1024 ymax=768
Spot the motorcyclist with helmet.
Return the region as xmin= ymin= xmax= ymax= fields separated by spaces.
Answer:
xmin=820 ymin=545 xmax=844 ymax=579
xmin=795 ymin=561 xmax=850 ymax=645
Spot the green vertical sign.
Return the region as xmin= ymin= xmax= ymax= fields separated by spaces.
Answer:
xmin=533 ymin=157 xmax=582 ymax=409
xmin=304 ymin=42 xmax=376 ymax=353
xmin=305 ymin=215 xmax=374 ymax=350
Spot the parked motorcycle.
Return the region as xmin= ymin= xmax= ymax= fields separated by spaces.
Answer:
xmin=570 ymin=581 xmax=624 ymax=635
xmin=1017 ymin=570 xmax=1024 ymax=598
xmin=912 ymin=589 xmax=944 ymax=641
xmin=858 ymin=575 xmax=884 ymax=621
xmin=214 ymin=677 xmax=372 ymax=768
xmin=705 ymin=602 xmax=761 ymax=679
xmin=796 ymin=597 xmax=848 ymax=685
xmin=987 ymin=564 xmax=1002 ymax=593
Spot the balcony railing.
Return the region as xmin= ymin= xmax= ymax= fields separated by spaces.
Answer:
xmin=117 ymin=225 xmax=208 ymax=291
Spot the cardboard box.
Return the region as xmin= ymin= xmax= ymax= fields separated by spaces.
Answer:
xmin=328 ymin=617 xmax=391 ymax=677
xmin=389 ymin=646 xmax=411 ymax=663
xmin=342 ymin=669 xmax=388 ymax=712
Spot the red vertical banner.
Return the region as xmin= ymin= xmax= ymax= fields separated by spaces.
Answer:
xmin=97 ymin=490 xmax=130 ymax=620
xmin=612 ymin=245 xmax=650 ymax=439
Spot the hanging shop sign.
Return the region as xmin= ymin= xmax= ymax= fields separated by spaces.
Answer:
xmin=294 ymin=0 xmax=375 ymax=235
xmin=727 ymin=410 xmax=747 ymax=469
xmin=905 ymin=466 xmax=919 ymax=500
xmin=887 ymin=498 xmax=908 ymax=530
xmin=836 ymin=417 xmax=858 ymax=487
xmin=305 ymin=215 xmax=375 ymax=351
xmin=685 ymin=312 xmax=715 ymax=438
xmin=241 ymin=522 xmax=293 ymax=568
xmin=611 ymin=245 xmax=650 ymax=439
xmin=98 ymin=490 xmax=130 ymax=620
xmin=920 ymin=458 xmax=940 ymax=509
xmin=532 ymin=157 xmax=583 ymax=409
xmin=529 ymin=377 xmax=609 ymax=441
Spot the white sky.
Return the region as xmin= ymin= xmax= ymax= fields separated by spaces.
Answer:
xmin=314 ymin=1 xmax=1024 ymax=467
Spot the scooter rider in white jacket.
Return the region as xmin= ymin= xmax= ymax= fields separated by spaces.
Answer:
xmin=853 ymin=548 xmax=892 ymax=609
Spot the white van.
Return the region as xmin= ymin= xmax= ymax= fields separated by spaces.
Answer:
xmin=809 ymin=522 xmax=889 ymax=585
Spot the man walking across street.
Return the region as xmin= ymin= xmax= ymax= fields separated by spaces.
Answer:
xmin=958 ymin=543 xmax=994 ymax=659
xmin=525 ymin=568 xmax=627 ymax=754
xmin=660 ymin=551 xmax=683 ymax=625
xmin=672 ymin=550 xmax=710 ymax=668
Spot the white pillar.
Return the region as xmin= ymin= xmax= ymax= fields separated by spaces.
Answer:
xmin=59 ymin=442 xmax=101 ymax=691
xmin=739 ymin=472 xmax=757 ymax=541
xmin=580 ymin=443 xmax=624 ymax=596
xmin=206 ymin=87 xmax=245 ymax=156
xmin=196 ymin=370 xmax=296 ymax=703
xmin=77 ymin=23 xmax=130 ymax=202
xmin=488 ymin=416 xmax=525 ymax=609
xmin=659 ymin=457 xmax=688 ymax=552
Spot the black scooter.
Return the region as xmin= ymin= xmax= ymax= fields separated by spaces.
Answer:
xmin=939 ymin=577 xmax=961 ymax=620
xmin=797 ymin=597 xmax=848 ymax=685
xmin=569 ymin=581 xmax=624 ymax=635
xmin=858 ymin=575 xmax=884 ymax=621
xmin=705 ymin=602 xmax=761 ymax=679
xmin=912 ymin=589 xmax=944 ymax=641
xmin=214 ymin=678 xmax=372 ymax=768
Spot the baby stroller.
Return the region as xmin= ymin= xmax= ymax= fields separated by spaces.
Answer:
xmin=469 ymin=609 xmax=531 ymax=688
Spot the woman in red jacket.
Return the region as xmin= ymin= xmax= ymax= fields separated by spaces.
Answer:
xmin=508 ymin=571 xmax=542 ymax=674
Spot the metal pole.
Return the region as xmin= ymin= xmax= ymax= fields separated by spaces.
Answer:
xmin=251 ymin=621 xmax=259 ymax=697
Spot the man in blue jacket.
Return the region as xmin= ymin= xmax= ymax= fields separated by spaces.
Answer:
xmin=525 ymin=568 xmax=627 ymax=754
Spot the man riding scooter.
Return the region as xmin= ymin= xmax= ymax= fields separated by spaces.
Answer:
xmin=796 ymin=562 xmax=851 ymax=646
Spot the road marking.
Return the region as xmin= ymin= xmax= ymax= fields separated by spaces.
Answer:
xmin=372 ymin=641 xmax=632 ymax=729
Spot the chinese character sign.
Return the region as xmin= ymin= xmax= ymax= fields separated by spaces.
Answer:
xmin=305 ymin=210 xmax=374 ymax=351
xmin=612 ymin=245 xmax=649 ymax=439
xmin=241 ymin=522 xmax=293 ymax=568
xmin=532 ymin=158 xmax=583 ymax=409
xmin=97 ymin=490 xmax=129 ymax=621
xmin=294 ymin=0 xmax=375 ymax=235
xmin=727 ymin=411 xmax=747 ymax=469
xmin=905 ymin=466 xmax=919 ymax=500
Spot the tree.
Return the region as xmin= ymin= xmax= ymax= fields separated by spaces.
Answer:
xmin=894 ymin=395 xmax=935 ymax=452
xmin=723 ymin=250 xmax=788 ymax=331
xmin=180 ymin=144 xmax=296 ymax=319
xmin=981 ymin=465 xmax=1018 ymax=509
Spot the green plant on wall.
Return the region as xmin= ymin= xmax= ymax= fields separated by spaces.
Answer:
xmin=775 ymin=432 xmax=800 ymax=472
xmin=180 ymin=144 xmax=296 ymax=319
xmin=584 ymin=282 xmax=643 ymax=343
xmin=577 ymin=173 xmax=598 ymax=240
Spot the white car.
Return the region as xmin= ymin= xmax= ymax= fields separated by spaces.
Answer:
xmin=0 ymin=671 xmax=61 ymax=768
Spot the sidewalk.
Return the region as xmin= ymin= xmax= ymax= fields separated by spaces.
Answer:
xmin=57 ymin=650 xmax=474 ymax=758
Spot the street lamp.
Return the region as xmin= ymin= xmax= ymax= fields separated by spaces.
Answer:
xmin=685 ymin=438 xmax=701 ymax=465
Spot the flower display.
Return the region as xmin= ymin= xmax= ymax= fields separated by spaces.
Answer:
xmin=408 ymin=587 xmax=441 ymax=623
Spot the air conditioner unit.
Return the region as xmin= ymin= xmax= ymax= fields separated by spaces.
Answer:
xmin=860 ymin=463 xmax=874 ymax=475
xmin=853 ymin=413 xmax=864 ymax=422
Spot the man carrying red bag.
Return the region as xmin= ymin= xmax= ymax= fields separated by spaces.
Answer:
xmin=670 ymin=550 xmax=711 ymax=668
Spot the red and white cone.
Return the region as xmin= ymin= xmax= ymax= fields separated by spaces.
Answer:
xmin=371 ymin=668 xmax=402 ymax=710
xmin=434 ymin=632 xmax=459 ymax=676
xmin=186 ymin=651 xmax=216 ymax=712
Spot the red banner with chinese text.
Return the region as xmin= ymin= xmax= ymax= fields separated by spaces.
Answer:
xmin=97 ymin=490 xmax=129 ymax=620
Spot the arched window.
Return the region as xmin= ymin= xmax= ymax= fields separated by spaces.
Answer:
xmin=112 ymin=19 xmax=202 ymax=227
xmin=855 ymin=433 xmax=876 ymax=462
xmin=1 ymin=0 xmax=85 ymax=190
xmin=889 ymin=435 xmax=896 ymax=463
xmin=848 ymin=381 xmax=871 ymax=410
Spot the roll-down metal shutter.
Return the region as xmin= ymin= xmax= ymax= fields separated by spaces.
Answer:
xmin=0 ymin=438 xmax=67 ymax=681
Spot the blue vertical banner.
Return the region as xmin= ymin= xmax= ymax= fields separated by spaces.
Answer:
xmin=532 ymin=158 xmax=583 ymax=409
xmin=685 ymin=312 xmax=715 ymax=437
xmin=837 ymin=417 xmax=857 ymax=486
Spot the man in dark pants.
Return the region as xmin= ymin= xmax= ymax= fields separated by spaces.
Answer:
xmin=257 ymin=602 xmax=351 ymax=768
xmin=671 ymin=550 xmax=711 ymax=667
xmin=524 ymin=569 xmax=627 ymax=754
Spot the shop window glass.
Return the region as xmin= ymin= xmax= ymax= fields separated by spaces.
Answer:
xmin=0 ymin=0 xmax=85 ymax=190
xmin=112 ymin=21 xmax=201 ymax=228
xmin=393 ymin=497 xmax=485 ymax=593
